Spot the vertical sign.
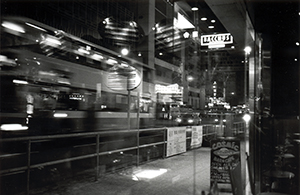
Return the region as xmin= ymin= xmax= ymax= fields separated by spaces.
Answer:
xmin=210 ymin=138 xmax=240 ymax=186
xmin=190 ymin=126 xmax=203 ymax=148
xmin=166 ymin=127 xmax=186 ymax=157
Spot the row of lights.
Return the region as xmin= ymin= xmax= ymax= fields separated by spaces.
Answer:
xmin=192 ymin=7 xmax=216 ymax=29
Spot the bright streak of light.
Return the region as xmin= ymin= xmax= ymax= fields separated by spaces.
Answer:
xmin=2 ymin=21 xmax=25 ymax=33
xmin=1 ymin=124 xmax=28 ymax=131
xmin=53 ymin=113 xmax=68 ymax=118
xmin=25 ymin=22 xmax=47 ymax=32
xmin=13 ymin=79 xmax=28 ymax=85
xmin=133 ymin=169 xmax=167 ymax=180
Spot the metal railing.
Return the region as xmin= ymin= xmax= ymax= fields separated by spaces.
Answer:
xmin=0 ymin=124 xmax=245 ymax=195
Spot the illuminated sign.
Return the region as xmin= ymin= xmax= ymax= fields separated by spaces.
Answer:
xmin=201 ymin=33 xmax=233 ymax=48
xmin=155 ymin=84 xmax=183 ymax=94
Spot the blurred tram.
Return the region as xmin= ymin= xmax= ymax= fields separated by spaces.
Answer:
xmin=0 ymin=16 xmax=154 ymax=136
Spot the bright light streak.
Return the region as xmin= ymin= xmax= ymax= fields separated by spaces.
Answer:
xmin=133 ymin=169 xmax=167 ymax=180
xmin=53 ymin=113 xmax=68 ymax=118
xmin=92 ymin=53 xmax=104 ymax=60
xmin=45 ymin=36 xmax=62 ymax=46
xmin=107 ymin=58 xmax=118 ymax=64
xmin=13 ymin=79 xmax=28 ymax=85
xmin=78 ymin=48 xmax=90 ymax=55
xmin=1 ymin=124 xmax=28 ymax=131
xmin=2 ymin=21 xmax=25 ymax=33
xmin=25 ymin=22 xmax=47 ymax=32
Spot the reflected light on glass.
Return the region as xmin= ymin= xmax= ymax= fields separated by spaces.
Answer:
xmin=53 ymin=113 xmax=68 ymax=118
xmin=13 ymin=79 xmax=28 ymax=85
xmin=1 ymin=124 xmax=28 ymax=131
xmin=107 ymin=58 xmax=118 ymax=64
xmin=2 ymin=21 xmax=25 ymax=33
xmin=121 ymin=48 xmax=129 ymax=56
xmin=133 ymin=169 xmax=167 ymax=180
xmin=92 ymin=53 xmax=104 ymax=60
xmin=78 ymin=48 xmax=90 ymax=55
xmin=25 ymin=22 xmax=47 ymax=32
xmin=44 ymin=36 xmax=62 ymax=46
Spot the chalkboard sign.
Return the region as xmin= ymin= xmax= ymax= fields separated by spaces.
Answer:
xmin=210 ymin=137 xmax=240 ymax=185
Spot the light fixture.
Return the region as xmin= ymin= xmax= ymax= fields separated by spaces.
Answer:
xmin=191 ymin=7 xmax=198 ymax=11
xmin=243 ymin=113 xmax=251 ymax=123
xmin=187 ymin=75 xmax=194 ymax=82
xmin=208 ymin=26 xmax=214 ymax=29
xmin=244 ymin=46 xmax=251 ymax=54
xmin=121 ymin=48 xmax=129 ymax=56
xmin=201 ymin=17 xmax=207 ymax=21
xmin=183 ymin=31 xmax=190 ymax=38
xmin=211 ymin=20 xmax=216 ymax=23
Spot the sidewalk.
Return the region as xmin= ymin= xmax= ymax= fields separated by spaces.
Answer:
xmin=30 ymin=147 xmax=231 ymax=195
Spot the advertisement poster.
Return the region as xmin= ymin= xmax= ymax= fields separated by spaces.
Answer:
xmin=190 ymin=126 xmax=203 ymax=148
xmin=210 ymin=138 xmax=240 ymax=184
xmin=166 ymin=127 xmax=186 ymax=157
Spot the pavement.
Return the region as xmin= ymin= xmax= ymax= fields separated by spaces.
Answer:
xmin=29 ymin=147 xmax=242 ymax=195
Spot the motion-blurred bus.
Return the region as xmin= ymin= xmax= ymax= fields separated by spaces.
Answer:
xmin=0 ymin=16 xmax=154 ymax=135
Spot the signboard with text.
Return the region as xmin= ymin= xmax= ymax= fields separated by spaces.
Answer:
xmin=210 ymin=138 xmax=240 ymax=185
xmin=190 ymin=126 xmax=203 ymax=148
xmin=200 ymin=33 xmax=234 ymax=50
xmin=166 ymin=127 xmax=186 ymax=157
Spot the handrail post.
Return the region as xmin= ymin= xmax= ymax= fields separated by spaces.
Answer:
xmin=163 ymin=128 xmax=166 ymax=158
xmin=95 ymin=134 xmax=100 ymax=181
xmin=136 ymin=129 xmax=140 ymax=166
xmin=26 ymin=140 xmax=31 ymax=195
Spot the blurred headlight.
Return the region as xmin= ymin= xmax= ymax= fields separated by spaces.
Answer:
xmin=176 ymin=118 xmax=182 ymax=123
xmin=188 ymin=119 xmax=194 ymax=123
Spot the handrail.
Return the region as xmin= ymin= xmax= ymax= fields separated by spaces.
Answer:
xmin=0 ymin=127 xmax=166 ymax=142
xmin=0 ymin=125 xmax=230 ymax=195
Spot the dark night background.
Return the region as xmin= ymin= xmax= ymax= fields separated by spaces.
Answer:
xmin=253 ymin=0 xmax=299 ymax=116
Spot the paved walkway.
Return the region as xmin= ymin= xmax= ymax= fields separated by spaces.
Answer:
xmin=30 ymin=147 xmax=236 ymax=195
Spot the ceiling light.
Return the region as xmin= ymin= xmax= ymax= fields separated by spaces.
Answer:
xmin=208 ymin=26 xmax=214 ymax=29
xmin=191 ymin=7 xmax=198 ymax=11
xmin=211 ymin=20 xmax=216 ymax=23
xmin=201 ymin=17 xmax=207 ymax=21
